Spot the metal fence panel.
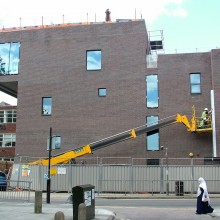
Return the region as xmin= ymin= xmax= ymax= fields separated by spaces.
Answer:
xmin=9 ymin=163 xmax=220 ymax=194
xmin=0 ymin=180 xmax=31 ymax=201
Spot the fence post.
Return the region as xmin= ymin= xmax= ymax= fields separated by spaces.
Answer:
xmin=54 ymin=211 xmax=65 ymax=220
xmin=34 ymin=190 xmax=42 ymax=213
xmin=130 ymin=158 xmax=133 ymax=194
xmin=78 ymin=203 xmax=86 ymax=220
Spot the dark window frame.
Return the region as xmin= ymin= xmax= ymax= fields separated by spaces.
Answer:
xmin=146 ymin=75 xmax=159 ymax=108
xmin=190 ymin=72 xmax=201 ymax=94
xmin=98 ymin=88 xmax=107 ymax=97
xmin=146 ymin=115 xmax=160 ymax=151
xmin=42 ymin=97 xmax=52 ymax=116
xmin=86 ymin=50 xmax=102 ymax=71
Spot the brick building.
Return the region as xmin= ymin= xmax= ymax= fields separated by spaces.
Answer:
xmin=0 ymin=102 xmax=16 ymax=161
xmin=0 ymin=19 xmax=219 ymax=163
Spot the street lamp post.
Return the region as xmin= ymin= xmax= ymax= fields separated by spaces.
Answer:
xmin=46 ymin=127 xmax=52 ymax=204
xmin=46 ymin=128 xmax=61 ymax=204
xmin=165 ymin=147 xmax=169 ymax=196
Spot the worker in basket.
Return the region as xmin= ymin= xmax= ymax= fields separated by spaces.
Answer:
xmin=199 ymin=108 xmax=211 ymax=128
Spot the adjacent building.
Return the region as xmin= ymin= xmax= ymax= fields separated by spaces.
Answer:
xmin=0 ymin=18 xmax=219 ymax=164
xmin=0 ymin=102 xmax=16 ymax=161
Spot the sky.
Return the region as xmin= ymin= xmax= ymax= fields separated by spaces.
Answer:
xmin=0 ymin=0 xmax=220 ymax=105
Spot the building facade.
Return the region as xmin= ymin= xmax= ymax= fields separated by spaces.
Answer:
xmin=0 ymin=19 xmax=219 ymax=163
xmin=0 ymin=102 xmax=16 ymax=161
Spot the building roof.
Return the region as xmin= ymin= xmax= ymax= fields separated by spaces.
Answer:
xmin=0 ymin=101 xmax=11 ymax=106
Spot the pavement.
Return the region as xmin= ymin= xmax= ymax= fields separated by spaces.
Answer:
xmin=0 ymin=192 xmax=220 ymax=220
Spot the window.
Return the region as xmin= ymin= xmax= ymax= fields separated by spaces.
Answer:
xmin=42 ymin=97 xmax=52 ymax=115
xmin=147 ymin=159 xmax=160 ymax=165
xmin=190 ymin=73 xmax=201 ymax=94
xmin=146 ymin=75 xmax=158 ymax=108
xmin=146 ymin=116 xmax=159 ymax=151
xmin=87 ymin=50 xmax=101 ymax=70
xmin=0 ymin=134 xmax=16 ymax=147
xmin=98 ymin=88 xmax=106 ymax=97
xmin=0 ymin=110 xmax=16 ymax=123
xmin=0 ymin=42 xmax=20 ymax=75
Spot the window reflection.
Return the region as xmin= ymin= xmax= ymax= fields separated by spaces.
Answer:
xmin=146 ymin=75 xmax=158 ymax=108
xmin=9 ymin=43 xmax=20 ymax=74
xmin=146 ymin=116 xmax=159 ymax=151
xmin=0 ymin=134 xmax=16 ymax=147
xmin=0 ymin=110 xmax=16 ymax=123
xmin=98 ymin=88 xmax=106 ymax=97
xmin=0 ymin=42 xmax=20 ymax=75
xmin=190 ymin=73 xmax=201 ymax=94
xmin=42 ymin=97 xmax=52 ymax=115
xmin=87 ymin=50 xmax=101 ymax=70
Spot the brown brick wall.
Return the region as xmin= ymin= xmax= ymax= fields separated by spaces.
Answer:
xmin=0 ymin=20 xmax=219 ymax=160
xmin=1 ymin=21 xmax=149 ymax=158
xmin=146 ymin=52 xmax=214 ymax=159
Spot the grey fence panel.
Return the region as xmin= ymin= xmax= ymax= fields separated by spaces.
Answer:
xmin=9 ymin=163 xmax=220 ymax=193
xmin=168 ymin=166 xmax=193 ymax=193
xmin=50 ymin=165 xmax=69 ymax=192
xmin=10 ymin=165 xmax=42 ymax=191
xmin=99 ymin=165 xmax=131 ymax=193
xmin=70 ymin=165 xmax=99 ymax=191
xmin=132 ymin=166 xmax=161 ymax=193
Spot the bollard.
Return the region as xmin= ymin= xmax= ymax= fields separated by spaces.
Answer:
xmin=34 ymin=190 xmax=42 ymax=213
xmin=54 ymin=211 xmax=65 ymax=220
xmin=78 ymin=203 xmax=86 ymax=220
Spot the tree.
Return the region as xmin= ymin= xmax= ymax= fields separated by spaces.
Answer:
xmin=0 ymin=56 xmax=6 ymax=74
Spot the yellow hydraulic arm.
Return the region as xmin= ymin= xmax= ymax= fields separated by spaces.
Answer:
xmin=29 ymin=106 xmax=212 ymax=165
xmin=30 ymin=144 xmax=92 ymax=165
xmin=29 ymin=129 xmax=137 ymax=166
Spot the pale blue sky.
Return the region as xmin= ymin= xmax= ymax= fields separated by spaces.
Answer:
xmin=0 ymin=0 xmax=220 ymax=104
xmin=148 ymin=0 xmax=220 ymax=53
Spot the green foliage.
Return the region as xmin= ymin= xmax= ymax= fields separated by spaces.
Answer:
xmin=0 ymin=56 xmax=6 ymax=74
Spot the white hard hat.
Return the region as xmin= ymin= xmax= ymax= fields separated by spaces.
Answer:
xmin=204 ymin=108 xmax=208 ymax=111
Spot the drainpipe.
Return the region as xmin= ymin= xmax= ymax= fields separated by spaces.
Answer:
xmin=211 ymin=90 xmax=217 ymax=157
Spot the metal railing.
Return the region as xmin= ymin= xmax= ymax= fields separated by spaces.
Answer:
xmin=0 ymin=180 xmax=32 ymax=201
xmin=16 ymin=156 xmax=219 ymax=165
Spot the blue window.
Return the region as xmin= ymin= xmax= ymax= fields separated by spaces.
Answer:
xmin=87 ymin=50 xmax=101 ymax=70
xmin=42 ymin=97 xmax=52 ymax=115
xmin=190 ymin=73 xmax=201 ymax=94
xmin=98 ymin=88 xmax=106 ymax=97
xmin=146 ymin=75 xmax=158 ymax=108
xmin=146 ymin=116 xmax=159 ymax=151
xmin=0 ymin=42 xmax=20 ymax=75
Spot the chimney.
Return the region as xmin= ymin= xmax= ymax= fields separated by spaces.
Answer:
xmin=105 ymin=9 xmax=111 ymax=22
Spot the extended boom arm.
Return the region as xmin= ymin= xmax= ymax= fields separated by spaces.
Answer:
xmin=29 ymin=113 xmax=199 ymax=166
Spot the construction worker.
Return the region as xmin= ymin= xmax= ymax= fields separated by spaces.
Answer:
xmin=199 ymin=108 xmax=210 ymax=128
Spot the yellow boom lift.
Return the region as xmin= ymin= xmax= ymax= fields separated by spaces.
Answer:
xmin=29 ymin=106 xmax=212 ymax=166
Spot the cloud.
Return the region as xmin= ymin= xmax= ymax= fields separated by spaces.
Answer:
xmin=0 ymin=0 xmax=187 ymax=28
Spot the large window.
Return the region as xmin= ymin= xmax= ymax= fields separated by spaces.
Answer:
xmin=42 ymin=97 xmax=52 ymax=115
xmin=0 ymin=42 xmax=20 ymax=75
xmin=0 ymin=110 xmax=16 ymax=123
xmin=146 ymin=75 xmax=158 ymax=108
xmin=190 ymin=73 xmax=201 ymax=94
xmin=146 ymin=116 xmax=159 ymax=151
xmin=0 ymin=134 xmax=16 ymax=147
xmin=87 ymin=50 xmax=101 ymax=70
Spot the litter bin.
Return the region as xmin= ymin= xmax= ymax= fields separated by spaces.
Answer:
xmin=175 ymin=181 xmax=184 ymax=196
xmin=72 ymin=184 xmax=95 ymax=220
